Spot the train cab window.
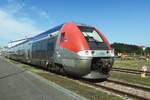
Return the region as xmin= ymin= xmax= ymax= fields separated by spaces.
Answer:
xmin=60 ymin=33 xmax=65 ymax=42
xmin=78 ymin=26 xmax=104 ymax=43
xmin=78 ymin=26 xmax=108 ymax=50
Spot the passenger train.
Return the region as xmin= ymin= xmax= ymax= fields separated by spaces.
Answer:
xmin=7 ymin=22 xmax=114 ymax=79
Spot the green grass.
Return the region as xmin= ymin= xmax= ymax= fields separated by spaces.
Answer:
xmin=113 ymin=59 xmax=150 ymax=70
xmin=10 ymin=60 xmax=122 ymax=100
xmin=39 ymin=73 xmax=122 ymax=100
xmin=109 ymin=71 xmax=150 ymax=87
xmin=109 ymin=59 xmax=150 ymax=87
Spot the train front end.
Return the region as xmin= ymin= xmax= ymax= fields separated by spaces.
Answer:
xmin=76 ymin=25 xmax=114 ymax=79
xmin=57 ymin=22 xmax=114 ymax=79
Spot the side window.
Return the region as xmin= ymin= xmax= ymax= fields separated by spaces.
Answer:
xmin=60 ymin=33 xmax=65 ymax=42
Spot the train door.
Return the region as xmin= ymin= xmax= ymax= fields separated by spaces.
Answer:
xmin=26 ymin=42 xmax=32 ymax=63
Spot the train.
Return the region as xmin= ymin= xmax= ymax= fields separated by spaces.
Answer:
xmin=7 ymin=22 xmax=114 ymax=79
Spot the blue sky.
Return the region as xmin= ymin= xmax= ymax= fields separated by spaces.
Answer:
xmin=0 ymin=0 xmax=150 ymax=47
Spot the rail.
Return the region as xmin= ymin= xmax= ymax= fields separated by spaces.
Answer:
xmin=112 ymin=67 xmax=150 ymax=76
xmin=81 ymin=79 xmax=150 ymax=100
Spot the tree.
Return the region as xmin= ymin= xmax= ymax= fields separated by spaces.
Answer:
xmin=111 ymin=43 xmax=143 ymax=55
xmin=145 ymin=47 xmax=150 ymax=54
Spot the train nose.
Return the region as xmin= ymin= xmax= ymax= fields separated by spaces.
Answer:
xmin=102 ymin=63 xmax=112 ymax=74
xmin=91 ymin=58 xmax=113 ymax=73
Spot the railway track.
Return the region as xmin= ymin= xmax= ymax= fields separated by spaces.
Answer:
xmin=112 ymin=67 xmax=150 ymax=76
xmin=81 ymin=79 xmax=150 ymax=100
xmin=107 ymin=79 xmax=150 ymax=92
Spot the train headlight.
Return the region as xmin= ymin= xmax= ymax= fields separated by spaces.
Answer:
xmin=85 ymin=50 xmax=89 ymax=55
xmin=77 ymin=50 xmax=92 ymax=57
xmin=110 ymin=49 xmax=115 ymax=57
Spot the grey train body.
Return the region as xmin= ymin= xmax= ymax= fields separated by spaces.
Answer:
xmin=7 ymin=34 xmax=113 ymax=79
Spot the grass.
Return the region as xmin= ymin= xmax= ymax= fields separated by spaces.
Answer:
xmin=109 ymin=71 xmax=150 ymax=87
xmin=113 ymin=59 xmax=150 ymax=70
xmin=10 ymin=60 xmax=122 ymax=100
xmin=39 ymin=73 xmax=122 ymax=100
xmin=112 ymin=59 xmax=150 ymax=87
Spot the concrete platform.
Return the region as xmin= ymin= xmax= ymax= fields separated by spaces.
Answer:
xmin=0 ymin=57 xmax=87 ymax=100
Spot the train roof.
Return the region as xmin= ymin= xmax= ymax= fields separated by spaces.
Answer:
xmin=75 ymin=23 xmax=94 ymax=27
xmin=31 ymin=24 xmax=63 ymax=41
xmin=9 ymin=24 xmax=64 ymax=48
xmin=29 ymin=22 xmax=93 ymax=42
xmin=8 ymin=22 xmax=94 ymax=49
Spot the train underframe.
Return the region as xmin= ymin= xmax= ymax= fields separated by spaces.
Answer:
xmin=83 ymin=57 xmax=114 ymax=79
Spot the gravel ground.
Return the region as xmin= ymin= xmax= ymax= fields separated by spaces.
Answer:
xmin=97 ymin=81 xmax=150 ymax=99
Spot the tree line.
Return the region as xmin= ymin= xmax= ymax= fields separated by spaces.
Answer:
xmin=111 ymin=43 xmax=150 ymax=55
